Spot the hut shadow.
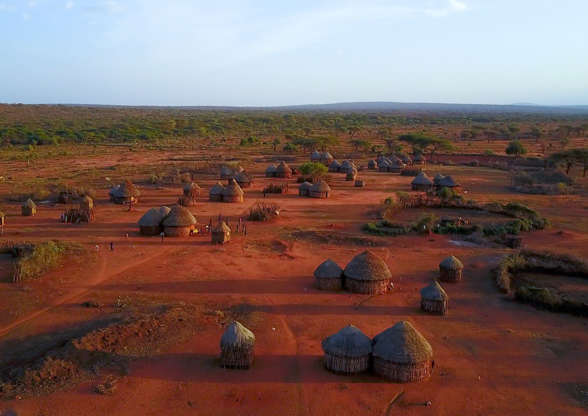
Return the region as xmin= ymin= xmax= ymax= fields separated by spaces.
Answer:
xmin=129 ymin=353 xmax=387 ymax=384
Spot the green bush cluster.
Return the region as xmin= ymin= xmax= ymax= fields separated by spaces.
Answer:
xmin=12 ymin=241 xmax=69 ymax=282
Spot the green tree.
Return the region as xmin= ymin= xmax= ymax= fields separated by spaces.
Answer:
xmin=505 ymin=140 xmax=527 ymax=157
xmin=299 ymin=162 xmax=328 ymax=180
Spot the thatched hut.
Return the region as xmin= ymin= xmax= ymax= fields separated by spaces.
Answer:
xmin=220 ymin=321 xmax=255 ymax=369
xmin=314 ymin=259 xmax=343 ymax=290
xmin=298 ymin=181 xmax=313 ymax=197
xmin=439 ymin=256 xmax=463 ymax=282
xmin=328 ymin=160 xmax=341 ymax=173
xmin=420 ymin=281 xmax=448 ymax=315
xmin=235 ymin=171 xmax=253 ymax=188
xmin=433 ymin=174 xmax=445 ymax=188
xmin=399 ymin=154 xmax=412 ymax=165
xmin=80 ymin=195 xmax=94 ymax=211
xmin=209 ymin=182 xmax=225 ymax=202
xmin=378 ymin=159 xmax=391 ymax=172
xmin=438 ymin=175 xmax=458 ymax=188
xmin=138 ymin=206 xmax=171 ymax=235
xmin=265 ymin=164 xmax=277 ymax=178
xmin=368 ymin=159 xmax=378 ymax=170
xmin=275 ymin=161 xmax=292 ymax=178
xmin=411 ymin=172 xmax=433 ymax=191
xmin=372 ymin=321 xmax=434 ymax=383
xmin=220 ymin=166 xmax=234 ymax=180
xmin=309 ymin=180 xmax=331 ymax=199
xmin=161 ymin=205 xmax=197 ymax=237
xmin=183 ymin=182 xmax=201 ymax=198
xmin=22 ymin=198 xmax=37 ymax=216
xmin=222 ymin=178 xmax=244 ymax=203
xmin=212 ymin=221 xmax=231 ymax=244
xmin=340 ymin=160 xmax=356 ymax=174
xmin=388 ymin=160 xmax=405 ymax=173
xmin=344 ymin=250 xmax=392 ymax=294
xmin=310 ymin=150 xmax=321 ymax=162
xmin=109 ymin=181 xmax=140 ymax=204
xmin=322 ymin=325 xmax=372 ymax=375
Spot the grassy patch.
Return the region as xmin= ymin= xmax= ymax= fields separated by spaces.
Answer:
xmin=12 ymin=241 xmax=80 ymax=282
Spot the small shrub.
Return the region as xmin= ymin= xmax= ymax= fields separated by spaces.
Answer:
xmin=12 ymin=241 xmax=69 ymax=282
xmin=248 ymin=202 xmax=280 ymax=222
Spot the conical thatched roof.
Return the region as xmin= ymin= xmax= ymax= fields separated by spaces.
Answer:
xmin=344 ymin=250 xmax=391 ymax=281
xmin=109 ymin=181 xmax=140 ymax=198
xmin=439 ymin=175 xmax=458 ymax=187
xmin=399 ymin=154 xmax=412 ymax=163
xmin=322 ymin=151 xmax=334 ymax=160
xmin=210 ymin=182 xmax=225 ymax=195
xmin=266 ymin=164 xmax=277 ymax=174
xmin=311 ymin=150 xmax=321 ymax=161
xmin=299 ymin=181 xmax=313 ymax=191
xmin=314 ymin=259 xmax=343 ymax=279
xmin=220 ymin=166 xmax=233 ymax=177
xmin=329 ymin=160 xmax=341 ymax=169
xmin=220 ymin=321 xmax=255 ymax=348
xmin=340 ymin=160 xmax=352 ymax=169
xmin=372 ymin=321 xmax=433 ymax=364
xmin=223 ymin=178 xmax=244 ymax=196
xmin=24 ymin=198 xmax=36 ymax=208
xmin=433 ymin=173 xmax=445 ymax=185
xmin=235 ymin=171 xmax=252 ymax=183
xmin=138 ymin=206 xmax=171 ymax=227
xmin=276 ymin=161 xmax=291 ymax=174
xmin=162 ymin=205 xmax=196 ymax=227
xmin=378 ymin=159 xmax=391 ymax=168
xmin=322 ymin=325 xmax=372 ymax=358
xmin=439 ymin=256 xmax=463 ymax=270
xmin=310 ymin=180 xmax=331 ymax=193
xmin=213 ymin=221 xmax=231 ymax=233
xmin=420 ymin=281 xmax=448 ymax=301
xmin=414 ymin=153 xmax=425 ymax=161
xmin=411 ymin=172 xmax=433 ymax=186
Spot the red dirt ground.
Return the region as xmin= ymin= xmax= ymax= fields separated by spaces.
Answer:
xmin=0 ymin=155 xmax=587 ymax=416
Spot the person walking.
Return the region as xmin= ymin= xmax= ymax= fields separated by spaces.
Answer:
xmin=160 ymin=231 xmax=165 ymax=243
xmin=110 ymin=241 xmax=114 ymax=251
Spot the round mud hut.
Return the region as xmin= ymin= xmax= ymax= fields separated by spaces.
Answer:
xmin=222 ymin=178 xmax=244 ymax=203
xmin=235 ymin=171 xmax=253 ymax=188
xmin=309 ymin=180 xmax=331 ymax=199
xmin=368 ymin=159 xmax=378 ymax=170
xmin=372 ymin=321 xmax=434 ymax=383
xmin=311 ymin=150 xmax=321 ymax=162
xmin=183 ymin=182 xmax=201 ymax=198
xmin=22 ymin=198 xmax=37 ymax=216
xmin=322 ymin=325 xmax=372 ymax=375
xmin=314 ymin=259 xmax=343 ymax=290
xmin=138 ymin=206 xmax=171 ymax=235
xmin=275 ymin=161 xmax=292 ymax=178
xmin=433 ymin=174 xmax=445 ymax=188
xmin=439 ymin=256 xmax=463 ymax=282
xmin=328 ymin=160 xmax=341 ymax=173
xmin=209 ymin=182 xmax=225 ymax=202
xmin=321 ymin=151 xmax=334 ymax=164
xmin=220 ymin=166 xmax=234 ymax=180
xmin=420 ymin=281 xmax=448 ymax=315
xmin=161 ymin=205 xmax=197 ymax=237
xmin=212 ymin=221 xmax=231 ymax=244
xmin=80 ymin=195 xmax=94 ymax=211
xmin=413 ymin=154 xmax=425 ymax=165
xmin=438 ymin=175 xmax=458 ymax=189
xmin=378 ymin=159 xmax=391 ymax=172
xmin=298 ymin=181 xmax=313 ymax=197
xmin=411 ymin=172 xmax=433 ymax=191
xmin=343 ymin=250 xmax=392 ymax=294
xmin=109 ymin=181 xmax=140 ymax=205
xmin=220 ymin=321 xmax=255 ymax=369
xmin=265 ymin=164 xmax=277 ymax=178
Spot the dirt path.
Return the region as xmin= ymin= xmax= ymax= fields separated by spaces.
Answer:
xmin=0 ymin=246 xmax=175 ymax=338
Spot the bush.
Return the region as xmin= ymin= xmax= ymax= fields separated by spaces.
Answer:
xmin=299 ymin=162 xmax=327 ymax=178
xmin=363 ymin=221 xmax=410 ymax=236
xmin=12 ymin=241 xmax=69 ymax=282
xmin=247 ymin=202 xmax=280 ymax=222
xmin=414 ymin=213 xmax=438 ymax=234
xmin=263 ymin=184 xmax=286 ymax=194
xmin=506 ymin=140 xmax=527 ymax=156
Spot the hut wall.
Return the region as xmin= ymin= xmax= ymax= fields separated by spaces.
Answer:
xmin=346 ymin=278 xmax=390 ymax=295
xmin=299 ymin=189 xmax=310 ymax=197
xmin=110 ymin=196 xmax=130 ymax=204
xmin=212 ymin=232 xmax=230 ymax=244
xmin=309 ymin=191 xmax=329 ymax=199
xmin=178 ymin=196 xmax=195 ymax=207
xmin=21 ymin=207 xmax=36 ymax=216
xmin=237 ymin=181 xmax=252 ymax=189
xmin=140 ymin=225 xmax=162 ymax=236
xmin=209 ymin=194 xmax=223 ymax=202
xmin=223 ymin=195 xmax=244 ymax=203
xmin=421 ymin=299 xmax=448 ymax=315
xmin=373 ymin=357 xmax=432 ymax=382
xmin=265 ymin=172 xmax=276 ymax=178
xmin=220 ymin=346 xmax=254 ymax=369
xmin=324 ymin=353 xmax=370 ymax=374
xmin=439 ymin=268 xmax=462 ymax=282
xmin=315 ymin=277 xmax=343 ymax=291
xmin=275 ymin=172 xmax=292 ymax=179
xmin=164 ymin=226 xmax=191 ymax=237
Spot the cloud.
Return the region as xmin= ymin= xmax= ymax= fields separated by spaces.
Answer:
xmin=450 ymin=0 xmax=468 ymax=11
xmin=65 ymin=1 xmax=74 ymax=9
xmin=425 ymin=0 xmax=468 ymax=18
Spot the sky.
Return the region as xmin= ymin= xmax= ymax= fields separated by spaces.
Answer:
xmin=0 ymin=0 xmax=587 ymax=106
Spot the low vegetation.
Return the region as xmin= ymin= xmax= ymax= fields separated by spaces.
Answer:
xmin=247 ymin=202 xmax=280 ymax=222
xmin=11 ymin=241 xmax=77 ymax=283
